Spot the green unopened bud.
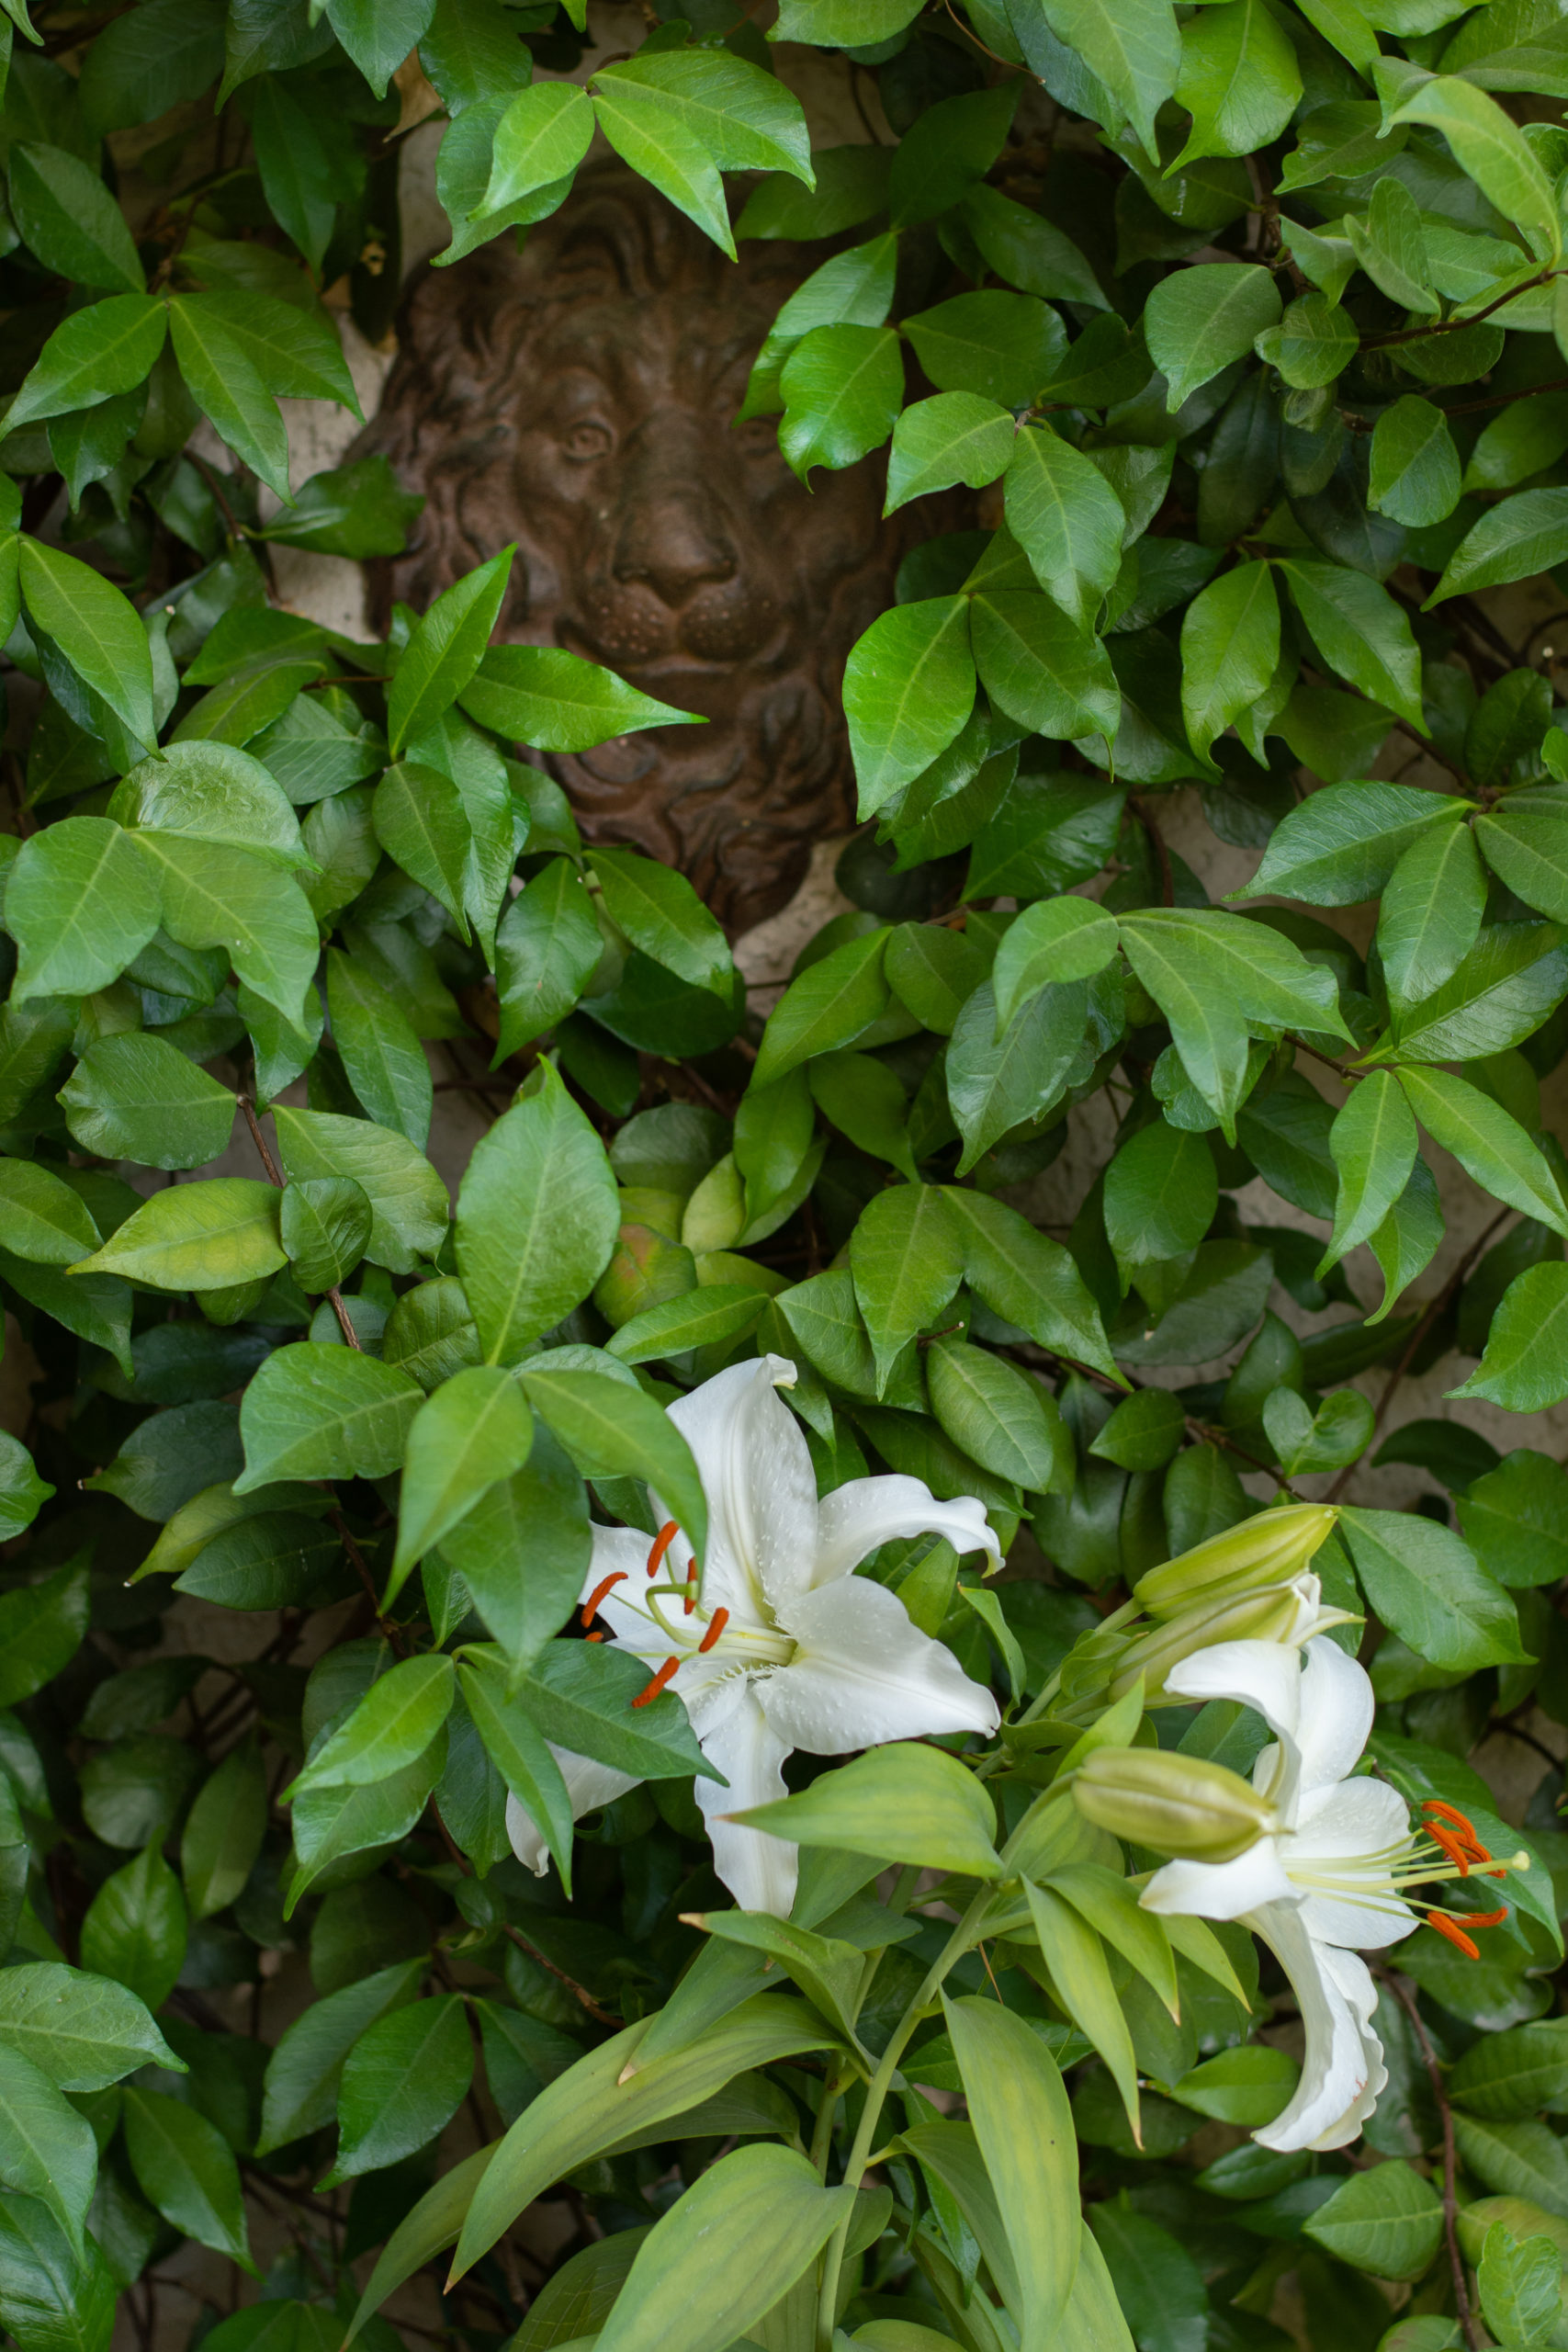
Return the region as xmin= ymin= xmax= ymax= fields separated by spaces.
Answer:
xmin=1106 ymin=1584 xmax=1330 ymax=1703
xmin=1132 ymin=1502 xmax=1337 ymax=1620
xmin=1072 ymin=1747 xmax=1280 ymax=1862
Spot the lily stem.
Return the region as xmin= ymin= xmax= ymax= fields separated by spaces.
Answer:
xmin=814 ymin=1888 xmax=989 ymax=2351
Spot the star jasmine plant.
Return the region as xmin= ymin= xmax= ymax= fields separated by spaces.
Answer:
xmin=505 ymin=1353 xmax=1002 ymax=1915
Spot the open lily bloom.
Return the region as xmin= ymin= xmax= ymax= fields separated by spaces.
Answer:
xmin=506 ymin=1354 xmax=1001 ymax=1917
xmin=1139 ymin=1635 xmax=1523 ymax=2152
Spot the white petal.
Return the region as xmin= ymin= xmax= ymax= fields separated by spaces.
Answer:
xmin=504 ymin=1746 xmax=640 ymax=1875
xmin=1163 ymin=1639 xmax=1305 ymax=1758
xmin=1247 ymin=1899 xmax=1382 ymax=2153
xmin=812 ymin=1476 xmax=1000 ymax=1588
xmin=1292 ymin=1636 xmax=1374 ymax=1796
xmin=1140 ymin=1840 xmax=1297 ymax=1922
xmin=761 ymin=1576 xmax=999 ymax=1754
xmin=581 ymin=1523 xmax=652 ymax=1605
xmin=660 ymin=1355 xmax=818 ymax=1623
xmin=697 ymin=1684 xmax=797 ymax=1917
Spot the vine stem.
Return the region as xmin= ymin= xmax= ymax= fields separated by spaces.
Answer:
xmin=814 ymin=1889 xmax=989 ymax=2349
xmin=1377 ymin=1969 xmax=1482 ymax=2351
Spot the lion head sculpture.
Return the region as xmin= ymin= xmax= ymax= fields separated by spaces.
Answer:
xmin=354 ymin=159 xmax=936 ymax=933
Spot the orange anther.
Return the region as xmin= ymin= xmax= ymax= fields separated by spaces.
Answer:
xmin=647 ymin=1521 xmax=679 ymax=1578
xmin=1424 ymin=1800 xmax=1479 ymax=1836
xmin=1430 ymin=1824 xmax=1474 ymax=1877
xmin=1461 ymin=1905 xmax=1507 ymax=1929
xmin=1427 ymin=1912 xmax=1480 ymax=1959
xmin=581 ymin=1571 xmax=627 ymax=1627
xmin=684 ymin=1558 xmax=699 ymax=1615
xmin=697 ymin=1607 xmax=729 ymax=1655
xmin=632 ymin=1655 xmax=681 ymax=1708
xmin=585 ymin=1630 xmax=604 ymax=1643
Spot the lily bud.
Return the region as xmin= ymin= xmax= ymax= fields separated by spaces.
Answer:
xmin=1132 ymin=1502 xmax=1337 ymax=1621
xmin=1072 ymin=1747 xmax=1280 ymax=1861
xmin=1106 ymin=1578 xmax=1355 ymax=1703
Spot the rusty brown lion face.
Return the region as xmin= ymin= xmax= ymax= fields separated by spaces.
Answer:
xmin=355 ymin=162 xmax=924 ymax=933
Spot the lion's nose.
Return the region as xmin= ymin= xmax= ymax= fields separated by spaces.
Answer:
xmin=613 ymin=497 xmax=738 ymax=606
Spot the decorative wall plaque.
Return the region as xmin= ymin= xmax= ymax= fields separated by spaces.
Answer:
xmin=355 ymin=161 xmax=926 ymax=933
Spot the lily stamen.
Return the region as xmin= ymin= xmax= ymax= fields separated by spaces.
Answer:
xmin=1428 ymin=1912 xmax=1481 ymax=1958
xmin=646 ymin=1521 xmax=679 ymax=1579
xmin=632 ymin=1655 xmax=681 ymax=1708
xmin=581 ymin=1571 xmax=627 ymax=1627
xmin=697 ymin=1608 xmax=729 ymax=1655
xmin=684 ymin=1558 xmax=699 ymax=1615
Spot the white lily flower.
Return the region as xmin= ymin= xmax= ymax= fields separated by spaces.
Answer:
xmin=505 ymin=1353 xmax=1001 ymax=1917
xmin=1139 ymin=1635 xmax=1524 ymax=2153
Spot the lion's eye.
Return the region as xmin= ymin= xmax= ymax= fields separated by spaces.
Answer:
xmin=561 ymin=421 xmax=614 ymax=461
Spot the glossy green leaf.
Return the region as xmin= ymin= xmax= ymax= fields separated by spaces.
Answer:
xmin=234 ymin=1342 xmax=423 ymax=1489
xmin=60 ymin=1032 xmax=235 ymax=1170
xmin=456 ymin=1065 xmax=621 ymax=1365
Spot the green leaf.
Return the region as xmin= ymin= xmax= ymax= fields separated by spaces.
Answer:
xmin=850 ymin=1182 xmax=964 ymax=1393
xmin=1450 ymin=1261 xmax=1568 ymax=1411
xmin=1172 ymin=0 xmax=1302 ymax=164
xmin=1395 ymin=1063 xmax=1568 ymax=1238
xmin=1382 ymin=916 xmax=1565 ymax=1063
xmin=1458 ymin=1453 xmax=1568 ymax=1591
xmin=1105 ymin=1120 xmax=1217 ymax=1275
xmin=78 ymin=1842 xmax=187 ymax=2013
xmin=122 ymin=2086 xmax=254 ymax=2271
xmin=944 ymin=1995 xmax=1079 ymax=2350
xmin=451 ymin=1996 xmax=837 ymax=2280
xmin=1036 ymin=0 xmax=1180 ymax=156
xmin=779 ymin=322 xmax=903 ymax=481
xmin=1386 ymin=76 xmax=1560 ymax=262
xmin=587 ymin=849 xmax=729 ymax=998
xmin=461 ymin=643 xmax=702 ymax=753
xmin=1004 ymin=425 xmax=1125 ymax=628
xmin=390 ymin=1366 xmax=535 ymax=1593
xmin=1477 ymin=792 xmax=1568 ymax=923
xmin=1321 ymin=1067 xmax=1420 ymax=1272
xmin=1143 ymin=264 xmax=1280 ymax=410
xmin=175 ymin=1510 xmax=341 ymax=1610
xmin=1429 ymin=488 xmax=1568 ymax=605
xmin=258 ymin=455 xmax=423 ymax=561
xmin=928 ymin=1340 xmax=1067 ymax=1492
xmin=1478 ymin=2221 xmax=1562 ymax=2346
xmin=969 ymin=592 xmax=1121 ymax=751
xmin=273 ymin=1106 xmax=450 ymax=1276
xmin=595 ymin=2144 xmax=855 ymax=2352
xmin=518 ymin=1364 xmax=707 ymax=1565
xmin=943 ymin=1187 xmax=1122 ymax=1383
xmin=0 ymin=1964 xmax=181 ymax=2092
xmin=751 ymin=927 xmax=890 ymax=1087
xmin=373 ymin=761 xmax=474 ymax=935
xmin=326 ymin=1996 xmax=473 ymax=2185
xmin=886 ymin=392 xmax=1015 ymax=514
xmin=732 ymin=1744 xmax=1001 ymax=1879
xmin=325 ymin=0 xmax=437 ymax=96
xmin=325 ymin=951 xmax=432 ymax=1148
xmin=962 ymin=182 xmax=1106 ymax=307
xmin=0 ymin=2046 xmax=96 ymax=2260
xmin=1339 ymin=1505 xmax=1529 ymax=1671
xmin=947 ymin=977 xmax=1089 ymax=1171
xmin=234 ymin=1342 xmax=423 ymax=1489
xmin=167 ymin=293 xmax=290 ymax=504
xmin=456 ymin=1065 xmax=621 ymax=1365
xmin=257 ymin=1961 xmax=424 ymax=2154
xmin=1370 ymin=396 xmax=1461 ymax=527
xmin=128 ymin=831 xmax=319 ymax=1023
xmin=1277 ymin=558 xmax=1426 ymax=729
xmin=6 ymin=294 xmax=167 ymax=431
xmin=73 ymin=1178 xmax=285 ymax=1292
xmin=7 ymin=141 xmax=144 ymax=290
xmin=904 ymin=290 xmax=1066 ymax=407
xmin=17 ymin=542 xmax=157 ymax=750
xmin=606 ymin=1283 xmax=768 ymax=1366
xmin=60 ymin=1032 xmax=235 ymax=1170
xmin=181 ymin=1741 xmax=267 ymax=1920
xmin=0 ymin=1159 xmax=100 ymax=1264
xmin=485 ymin=80 xmax=594 ymax=209
xmin=0 ymin=2193 xmax=118 ymax=2352
xmin=1449 ymin=2021 xmax=1568 ymax=2120
xmin=593 ymin=47 xmax=810 ymax=187
xmin=842 ymin=598 xmax=976 ymax=817
xmin=494 ymin=857 xmax=604 ymax=1059
xmin=388 ymin=544 xmax=514 ymax=756
xmin=992 ymin=898 xmax=1120 ymax=1035
xmin=1303 ymin=2161 xmax=1444 ymax=2280
xmin=1243 ymin=781 xmax=1466 ymax=905
xmin=1179 ymin=560 xmax=1280 ymax=760
xmin=1377 ymin=820 xmax=1487 ymax=1012
xmin=109 ymin=737 xmax=311 ymax=865
xmin=291 ymin=1655 xmax=456 ymax=1797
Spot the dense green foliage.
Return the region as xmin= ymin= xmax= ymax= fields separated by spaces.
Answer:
xmin=3 ymin=1 xmax=1568 ymax=2349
